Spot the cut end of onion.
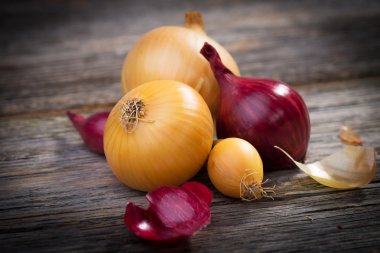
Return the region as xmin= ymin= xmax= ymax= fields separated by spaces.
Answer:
xmin=275 ymin=145 xmax=377 ymax=189
xmin=124 ymin=181 xmax=212 ymax=242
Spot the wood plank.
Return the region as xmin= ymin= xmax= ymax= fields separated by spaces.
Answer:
xmin=1 ymin=0 xmax=380 ymax=116
xmin=0 ymin=77 xmax=379 ymax=252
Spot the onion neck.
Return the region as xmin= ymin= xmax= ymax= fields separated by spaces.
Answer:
xmin=184 ymin=11 xmax=206 ymax=35
xmin=200 ymin=42 xmax=236 ymax=94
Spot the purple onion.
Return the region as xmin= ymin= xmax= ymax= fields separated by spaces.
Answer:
xmin=201 ymin=42 xmax=310 ymax=170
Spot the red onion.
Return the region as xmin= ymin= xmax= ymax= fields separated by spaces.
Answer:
xmin=200 ymin=42 xmax=310 ymax=170
xmin=66 ymin=111 xmax=109 ymax=155
xmin=124 ymin=181 xmax=212 ymax=242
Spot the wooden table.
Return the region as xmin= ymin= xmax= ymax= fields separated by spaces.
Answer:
xmin=1 ymin=1 xmax=379 ymax=252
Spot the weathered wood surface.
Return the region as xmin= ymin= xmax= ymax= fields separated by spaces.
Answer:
xmin=0 ymin=0 xmax=379 ymax=252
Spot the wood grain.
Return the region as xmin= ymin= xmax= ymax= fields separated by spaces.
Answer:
xmin=1 ymin=77 xmax=379 ymax=252
xmin=1 ymin=0 xmax=380 ymax=116
xmin=0 ymin=0 xmax=380 ymax=252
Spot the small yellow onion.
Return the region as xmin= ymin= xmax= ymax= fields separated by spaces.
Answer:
xmin=104 ymin=80 xmax=213 ymax=192
xmin=121 ymin=11 xmax=240 ymax=116
xmin=207 ymin=138 xmax=274 ymax=200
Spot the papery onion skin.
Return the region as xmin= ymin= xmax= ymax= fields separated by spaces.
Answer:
xmin=67 ymin=111 xmax=109 ymax=155
xmin=339 ymin=126 xmax=363 ymax=146
xmin=201 ymin=42 xmax=311 ymax=171
xmin=121 ymin=12 xmax=240 ymax=116
xmin=104 ymin=80 xmax=214 ymax=192
xmin=124 ymin=181 xmax=212 ymax=241
xmin=207 ymin=138 xmax=264 ymax=199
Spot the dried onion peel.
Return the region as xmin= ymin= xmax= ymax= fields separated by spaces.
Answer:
xmin=67 ymin=111 xmax=109 ymax=155
xmin=276 ymin=145 xmax=376 ymax=189
xmin=124 ymin=181 xmax=212 ymax=242
xmin=339 ymin=125 xmax=363 ymax=146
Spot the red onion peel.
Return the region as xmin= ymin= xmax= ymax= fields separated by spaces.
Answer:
xmin=124 ymin=181 xmax=212 ymax=242
xmin=200 ymin=42 xmax=310 ymax=170
xmin=66 ymin=111 xmax=109 ymax=155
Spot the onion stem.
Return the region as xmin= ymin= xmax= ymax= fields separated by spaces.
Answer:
xmin=184 ymin=11 xmax=206 ymax=35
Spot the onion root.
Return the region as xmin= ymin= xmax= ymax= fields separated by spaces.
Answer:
xmin=240 ymin=172 xmax=276 ymax=201
xmin=120 ymin=98 xmax=155 ymax=133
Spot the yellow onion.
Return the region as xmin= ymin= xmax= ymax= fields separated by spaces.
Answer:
xmin=121 ymin=11 xmax=240 ymax=116
xmin=207 ymin=138 xmax=274 ymax=200
xmin=104 ymin=80 xmax=213 ymax=192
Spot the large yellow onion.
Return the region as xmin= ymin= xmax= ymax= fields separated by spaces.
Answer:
xmin=104 ymin=80 xmax=214 ymax=192
xmin=121 ymin=12 xmax=240 ymax=116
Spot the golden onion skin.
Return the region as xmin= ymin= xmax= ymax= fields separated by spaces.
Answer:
xmin=104 ymin=80 xmax=214 ymax=192
xmin=207 ymin=138 xmax=263 ymax=198
xmin=121 ymin=25 xmax=240 ymax=116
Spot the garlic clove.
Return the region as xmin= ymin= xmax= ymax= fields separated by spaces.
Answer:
xmin=275 ymin=146 xmax=376 ymax=189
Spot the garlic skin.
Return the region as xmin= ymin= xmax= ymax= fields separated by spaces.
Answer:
xmin=121 ymin=12 xmax=240 ymax=116
xmin=276 ymin=146 xmax=376 ymax=189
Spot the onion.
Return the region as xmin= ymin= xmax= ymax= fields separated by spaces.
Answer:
xmin=104 ymin=80 xmax=214 ymax=191
xmin=124 ymin=181 xmax=212 ymax=241
xmin=207 ymin=138 xmax=274 ymax=200
xmin=201 ymin=42 xmax=311 ymax=171
xmin=121 ymin=11 xmax=240 ymax=116
xmin=67 ymin=111 xmax=109 ymax=155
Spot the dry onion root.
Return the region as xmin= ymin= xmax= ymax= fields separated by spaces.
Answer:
xmin=240 ymin=176 xmax=276 ymax=201
xmin=275 ymin=145 xmax=376 ymax=189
